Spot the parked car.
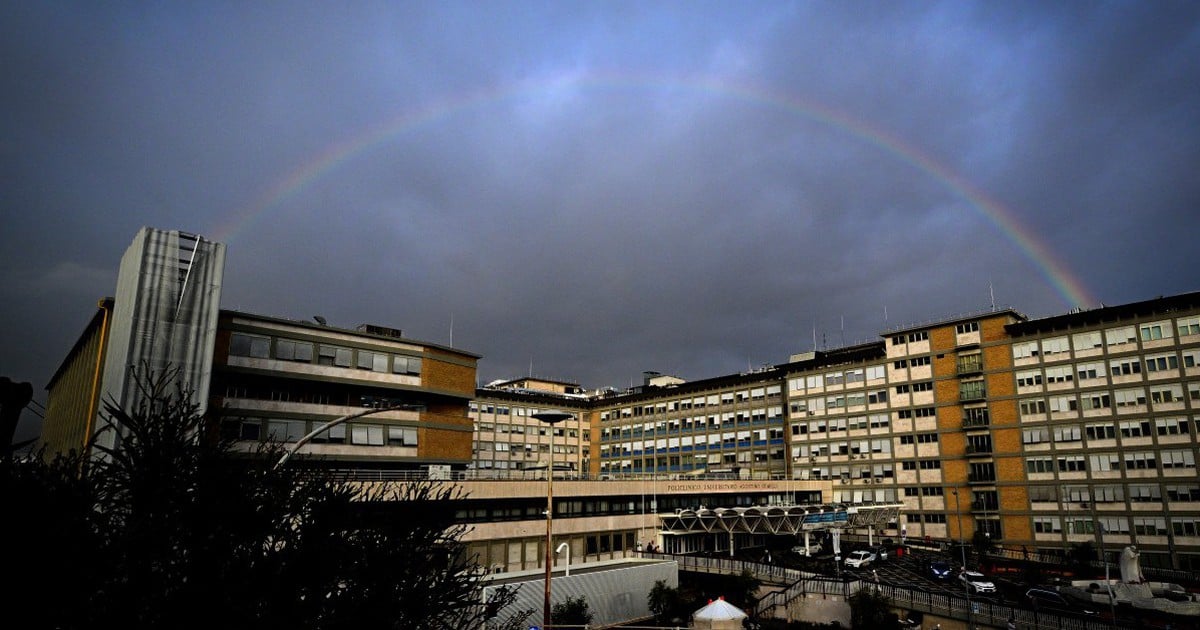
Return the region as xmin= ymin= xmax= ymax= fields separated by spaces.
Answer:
xmin=869 ymin=545 xmax=889 ymax=561
xmin=1024 ymin=588 xmax=1099 ymax=616
xmin=845 ymin=550 xmax=876 ymax=568
xmin=930 ymin=561 xmax=953 ymax=580
xmin=959 ymin=570 xmax=996 ymax=594
xmin=791 ymin=542 xmax=824 ymax=557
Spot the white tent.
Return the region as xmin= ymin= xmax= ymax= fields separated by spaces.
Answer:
xmin=692 ymin=597 xmax=748 ymax=629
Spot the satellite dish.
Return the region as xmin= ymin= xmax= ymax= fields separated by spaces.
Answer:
xmin=313 ymin=315 xmax=327 ymax=325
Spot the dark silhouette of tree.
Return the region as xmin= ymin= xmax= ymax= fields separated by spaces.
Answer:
xmin=648 ymin=579 xmax=688 ymax=625
xmin=552 ymin=595 xmax=594 ymax=626
xmin=848 ymin=588 xmax=900 ymax=630
xmin=5 ymin=367 xmax=529 ymax=630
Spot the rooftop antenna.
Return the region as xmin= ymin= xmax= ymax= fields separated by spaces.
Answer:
xmin=884 ymin=305 xmax=888 ymax=325
xmin=449 ymin=313 xmax=454 ymax=346
xmin=989 ymin=281 xmax=996 ymax=311
xmin=529 ymin=357 xmax=533 ymax=378
xmin=812 ymin=323 xmax=817 ymax=352
xmin=840 ymin=315 xmax=845 ymax=347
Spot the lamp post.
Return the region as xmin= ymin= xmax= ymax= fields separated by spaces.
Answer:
xmin=952 ymin=488 xmax=972 ymax=629
xmin=534 ymin=410 xmax=573 ymax=629
xmin=274 ymin=404 xmax=420 ymax=470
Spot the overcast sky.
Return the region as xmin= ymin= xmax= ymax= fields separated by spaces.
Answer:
xmin=3 ymin=2 xmax=1199 ymax=441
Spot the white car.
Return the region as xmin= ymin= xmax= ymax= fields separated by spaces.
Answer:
xmin=844 ymin=550 xmax=876 ymax=568
xmin=959 ymin=570 xmax=996 ymax=594
xmin=791 ymin=542 xmax=824 ymax=557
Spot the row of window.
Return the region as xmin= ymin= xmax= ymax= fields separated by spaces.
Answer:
xmin=1025 ymin=450 xmax=1196 ymax=473
xmin=1022 ymin=417 xmax=1196 ymax=443
xmin=1016 ymin=351 xmax=1200 ymax=386
xmin=600 ymin=387 xmax=784 ymax=420
xmin=1019 ymin=383 xmax=1199 ymax=416
xmin=229 ymin=332 xmax=423 ymax=375
xmin=1033 ymin=516 xmax=1200 ymax=537
xmin=225 ymin=417 xmax=418 ymax=447
xmin=1013 ymin=316 xmax=1200 ymax=360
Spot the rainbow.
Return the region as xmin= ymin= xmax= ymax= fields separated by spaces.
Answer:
xmin=212 ymin=71 xmax=1095 ymax=309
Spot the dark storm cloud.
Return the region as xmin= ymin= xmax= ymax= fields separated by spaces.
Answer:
xmin=3 ymin=1 xmax=1198 ymax=441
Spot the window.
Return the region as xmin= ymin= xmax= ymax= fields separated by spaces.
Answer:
xmin=1080 ymin=393 xmax=1109 ymax=411
xmin=959 ymin=380 xmax=986 ymax=400
xmin=392 ymin=355 xmax=423 ymax=375
xmin=1090 ymin=453 xmax=1120 ymax=472
xmin=357 ymin=350 xmax=389 ymax=372
xmin=1124 ymin=451 xmax=1157 ymax=470
xmin=387 ymin=426 xmax=417 ymax=446
xmin=1049 ymin=395 xmax=1079 ymax=413
xmin=1086 ymin=423 xmax=1117 ymax=440
xmin=1156 ymin=417 xmax=1189 ymax=436
xmin=1110 ymin=359 xmax=1141 ymax=377
xmin=1053 ymin=425 xmax=1081 ymax=443
xmin=868 ymin=389 xmax=888 ymax=404
xmin=866 ymin=365 xmax=886 ymax=380
xmin=1129 ymin=485 xmax=1161 ymax=502
xmin=1045 ymin=366 xmax=1073 ymax=383
xmin=1119 ymin=420 xmax=1151 ymax=437
xmin=230 ymin=333 xmax=270 ymax=358
xmin=1076 ymin=362 xmax=1104 ymax=380
xmin=1161 ymin=450 xmax=1196 ymax=469
xmin=918 ymin=460 xmax=941 ymax=470
xmin=1105 ymin=325 xmax=1137 ymax=346
xmin=274 ymin=339 xmax=314 ymax=362
xmin=1026 ymin=457 xmax=1053 ymax=473
xmin=1042 ymin=336 xmax=1070 ymax=355
xmin=956 ymin=322 xmax=979 ymax=334
xmin=1020 ymin=398 xmax=1047 ymax=416
xmin=1057 ymin=455 xmax=1086 ymax=472
xmin=318 ymin=344 xmax=353 ymax=367
xmin=1114 ymin=388 xmax=1147 ymax=407
xmin=1072 ymin=331 xmax=1103 ymax=350
xmin=1178 ymin=316 xmax=1200 ymax=337
xmin=1150 ymin=384 xmax=1183 ymax=404
xmin=1013 ymin=341 xmax=1039 ymax=360
xmin=910 ymin=356 xmax=931 ymax=367
xmin=1140 ymin=321 xmax=1171 ymax=341
xmin=1017 ymin=370 xmax=1043 ymax=387
xmin=1145 ymin=353 xmax=1179 ymax=373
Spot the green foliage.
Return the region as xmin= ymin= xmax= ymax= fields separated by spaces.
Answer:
xmin=648 ymin=579 xmax=689 ymax=624
xmin=848 ymin=588 xmax=901 ymax=630
xmin=4 ymin=368 xmax=529 ymax=630
xmin=552 ymin=595 xmax=594 ymax=626
xmin=726 ymin=568 xmax=763 ymax=610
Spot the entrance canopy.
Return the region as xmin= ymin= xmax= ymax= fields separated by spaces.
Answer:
xmin=657 ymin=502 xmax=902 ymax=535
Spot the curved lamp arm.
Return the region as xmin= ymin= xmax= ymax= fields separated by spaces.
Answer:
xmin=274 ymin=404 xmax=419 ymax=470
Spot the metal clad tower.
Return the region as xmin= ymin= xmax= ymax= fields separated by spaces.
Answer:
xmin=95 ymin=227 xmax=225 ymax=451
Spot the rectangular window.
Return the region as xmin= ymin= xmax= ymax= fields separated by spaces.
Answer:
xmin=230 ymin=333 xmax=271 ymax=358
xmin=1155 ymin=417 xmax=1189 ymax=436
xmin=1045 ymin=366 xmax=1073 ymax=383
xmin=1042 ymin=336 xmax=1070 ymax=355
xmin=274 ymin=339 xmax=314 ymax=362
xmin=1076 ymin=362 xmax=1104 ymax=380
xmin=1177 ymin=316 xmax=1200 ymax=337
xmin=1114 ymin=388 xmax=1147 ymax=407
xmin=1013 ymin=341 xmax=1039 ymax=359
xmin=1150 ymin=384 xmax=1183 ymax=404
xmin=956 ymin=322 xmax=979 ymax=334
xmin=1145 ymin=353 xmax=1179 ymax=373
xmin=1109 ymin=359 xmax=1141 ymax=376
xmin=357 ymin=350 xmax=389 ymax=372
xmin=392 ymin=355 xmax=423 ymax=375
xmin=1086 ymin=422 xmax=1116 ymax=440
xmin=318 ymin=344 xmax=353 ymax=367
xmin=1105 ymin=325 xmax=1137 ymax=346
xmin=1016 ymin=370 xmax=1043 ymax=387
xmin=1026 ymin=457 xmax=1054 ymax=473
xmin=1072 ymin=331 xmax=1103 ymax=350
xmin=1140 ymin=321 xmax=1171 ymax=341
xmin=1020 ymin=398 xmax=1047 ymax=416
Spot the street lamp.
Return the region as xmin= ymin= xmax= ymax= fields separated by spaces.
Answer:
xmin=534 ymin=410 xmax=573 ymax=629
xmin=952 ymin=488 xmax=972 ymax=629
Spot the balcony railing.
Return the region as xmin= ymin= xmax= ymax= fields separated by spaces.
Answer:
xmin=968 ymin=472 xmax=997 ymax=484
xmin=965 ymin=444 xmax=993 ymax=456
xmin=961 ymin=415 xmax=990 ymax=429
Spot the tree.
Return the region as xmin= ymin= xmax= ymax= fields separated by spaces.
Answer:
xmin=648 ymin=579 xmax=688 ymax=625
xmin=5 ymin=368 xmax=529 ymax=630
xmin=726 ymin=569 xmax=763 ymax=610
xmin=552 ymin=595 xmax=594 ymax=626
xmin=848 ymin=588 xmax=900 ymax=630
